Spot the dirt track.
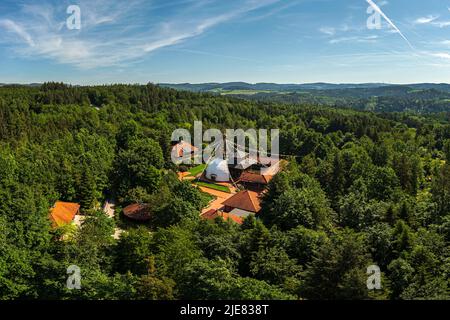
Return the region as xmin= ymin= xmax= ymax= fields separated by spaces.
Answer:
xmin=199 ymin=186 xmax=235 ymax=214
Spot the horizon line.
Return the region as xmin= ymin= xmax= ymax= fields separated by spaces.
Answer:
xmin=1 ymin=81 xmax=450 ymax=86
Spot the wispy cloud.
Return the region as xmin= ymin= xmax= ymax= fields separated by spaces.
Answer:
xmin=0 ymin=19 xmax=35 ymax=46
xmin=411 ymin=10 xmax=450 ymax=28
xmin=433 ymin=20 xmax=450 ymax=28
xmin=414 ymin=15 xmax=439 ymax=25
xmin=429 ymin=52 xmax=450 ymax=60
xmin=319 ymin=23 xmax=354 ymax=37
xmin=319 ymin=27 xmax=336 ymax=36
xmin=329 ymin=35 xmax=379 ymax=44
xmin=412 ymin=14 xmax=450 ymax=28
xmin=0 ymin=0 xmax=280 ymax=69
xmin=438 ymin=40 xmax=450 ymax=46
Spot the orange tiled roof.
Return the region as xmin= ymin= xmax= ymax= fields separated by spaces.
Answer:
xmin=201 ymin=209 xmax=219 ymax=219
xmin=222 ymin=190 xmax=262 ymax=213
xmin=201 ymin=209 xmax=243 ymax=224
xmin=173 ymin=141 xmax=199 ymax=157
xmin=221 ymin=213 xmax=244 ymax=224
xmin=49 ymin=201 xmax=80 ymax=227
xmin=238 ymin=171 xmax=273 ymax=185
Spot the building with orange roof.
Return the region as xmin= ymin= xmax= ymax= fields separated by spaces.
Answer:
xmin=239 ymin=171 xmax=273 ymax=184
xmin=232 ymin=159 xmax=283 ymax=192
xmin=221 ymin=190 xmax=262 ymax=216
xmin=49 ymin=201 xmax=80 ymax=228
xmin=201 ymin=209 xmax=219 ymax=219
xmin=220 ymin=212 xmax=244 ymax=224
xmin=237 ymin=171 xmax=274 ymax=192
xmin=172 ymin=140 xmax=199 ymax=162
xmin=201 ymin=209 xmax=243 ymax=224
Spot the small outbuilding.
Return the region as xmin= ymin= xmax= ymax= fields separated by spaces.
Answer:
xmin=221 ymin=190 xmax=262 ymax=217
xmin=201 ymin=209 xmax=243 ymax=225
xmin=49 ymin=201 xmax=80 ymax=228
xmin=172 ymin=140 xmax=199 ymax=158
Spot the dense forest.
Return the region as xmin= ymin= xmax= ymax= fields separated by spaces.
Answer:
xmin=0 ymin=82 xmax=449 ymax=300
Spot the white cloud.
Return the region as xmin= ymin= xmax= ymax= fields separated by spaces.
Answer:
xmin=434 ymin=21 xmax=450 ymax=28
xmin=329 ymin=35 xmax=378 ymax=44
xmin=319 ymin=27 xmax=336 ymax=36
xmin=414 ymin=15 xmax=439 ymax=25
xmin=412 ymin=12 xmax=450 ymax=28
xmin=0 ymin=0 xmax=280 ymax=69
xmin=319 ymin=24 xmax=355 ymax=37
xmin=430 ymin=52 xmax=450 ymax=60
xmin=0 ymin=19 xmax=35 ymax=46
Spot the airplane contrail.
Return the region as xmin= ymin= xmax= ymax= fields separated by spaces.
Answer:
xmin=366 ymin=0 xmax=414 ymax=50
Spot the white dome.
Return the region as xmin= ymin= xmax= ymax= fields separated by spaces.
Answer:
xmin=205 ymin=158 xmax=230 ymax=182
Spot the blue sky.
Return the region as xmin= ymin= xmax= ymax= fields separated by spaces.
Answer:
xmin=1 ymin=0 xmax=450 ymax=84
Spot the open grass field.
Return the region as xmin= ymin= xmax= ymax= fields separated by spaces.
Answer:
xmin=188 ymin=164 xmax=207 ymax=176
xmin=219 ymin=89 xmax=274 ymax=95
xmin=194 ymin=181 xmax=231 ymax=193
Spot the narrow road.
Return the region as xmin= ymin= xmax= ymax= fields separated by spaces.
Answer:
xmin=198 ymin=186 xmax=236 ymax=214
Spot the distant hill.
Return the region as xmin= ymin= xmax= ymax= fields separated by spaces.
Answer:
xmin=159 ymin=82 xmax=450 ymax=113
xmin=2 ymin=81 xmax=449 ymax=113
xmin=159 ymin=82 xmax=450 ymax=93
xmin=3 ymin=81 xmax=449 ymax=92
xmin=0 ymin=83 xmax=42 ymax=88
